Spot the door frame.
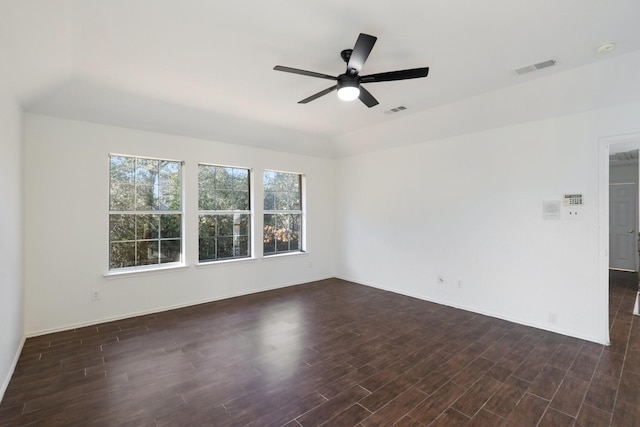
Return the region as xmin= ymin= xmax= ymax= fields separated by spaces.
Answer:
xmin=599 ymin=132 xmax=640 ymax=345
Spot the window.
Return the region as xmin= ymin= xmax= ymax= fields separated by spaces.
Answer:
xmin=263 ymin=170 xmax=303 ymax=256
xmin=198 ymin=164 xmax=251 ymax=262
xmin=109 ymin=155 xmax=183 ymax=270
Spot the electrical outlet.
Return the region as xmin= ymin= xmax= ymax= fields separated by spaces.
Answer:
xmin=548 ymin=312 xmax=558 ymax=324
xmin=91 ymin=288 xmax=101 ymax=301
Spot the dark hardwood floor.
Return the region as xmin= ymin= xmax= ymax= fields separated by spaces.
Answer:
xmin=1 ymin=273 xmax=639 ymax=426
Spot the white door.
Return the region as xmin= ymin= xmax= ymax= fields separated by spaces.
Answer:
xmin=610 ymin=182 xmax=637 ymax=271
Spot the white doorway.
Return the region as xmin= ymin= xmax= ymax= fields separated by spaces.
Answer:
xmin=599 ymin=133 xmax=640 ymax=345
xmin=609 ymin=150 xmax=639 ymax=272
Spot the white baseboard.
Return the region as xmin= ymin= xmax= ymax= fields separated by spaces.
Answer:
xmin=1 ymin=335 xmax=26 ymax=403
xmin=335 ymin=275 xmax=607 ymax=345
xmin=26 ymin=275 xmax=334 ymax=338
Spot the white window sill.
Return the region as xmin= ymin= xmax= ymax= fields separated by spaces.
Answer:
xmin=196 ymin=257 xmax=258 ymax=269
xmin=104 ymin=263 xmax=189 ymax=280
xmin=262 ymin=251 xmax=308 ymax=261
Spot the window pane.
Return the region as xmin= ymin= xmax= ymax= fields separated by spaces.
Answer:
xmin=263 ymin=191 xmax=275 ymax=210
xmin=110 ymin=214 xmax=136 ymax=241
xmin=199 ymin=188 xmax=214 ymax=211
xmin=160 ymin=239 xmax=181 ymax=264
xmin=159 ymin=161 xmax=181 ymax=210
xmin=291 ymin=213 xmax=301 ymax=232
xmin=160 ymin=214 xmax=181 ymax=239
xmin=110 ymin=156 xmax=135 ymax=184
xmin=275 ymin=214 xmax=291 ymax=253
xmin=290 ymin=214 xmax=301 ymax=250
xmin=234 ymin=191 xmax=249 ymax=210
xmin=110 ymin=182 xmax=135 ymax=211
xmin=215 ymin=167 xmax=232 ymax=189
xmin=233 ymin=168 xmax=249 ymax=191
xmin=135 ymin=184 xmax=158 ymax=210
xmin=214 ymin=190 xmax=233 ymax=210
xmin=289 ymin=190 xmax=301 ymax=210
xmin=199 ymin=237 xmax=216 ymax=261
xmin=264 ymin=213 xmax=275 ymax=228
xmin=217 ymin=236 xmax=234 ymax=259
xmin=263 ymin=170 xmax=275 ymax=187
xmin=135 ymin=158 xmax=158 ymax=186
xmin=275 ymin=213 xmax=289 ymax=233
xmin=199 ymin=215 xmax=216 ymax=237
xmin=136 ymin=214 xmax=159 ymax=240
xmin=289 ymin=236 xmax=299 ymax=251
xmin=275 ymin=191 xmax=299 ymax=211
xmin=237 ymin=236 xmax=250 ymax=257
xmin=136 ymin=241 xmax=159 ymax=265
xmin=237 ymin=214 xmax=249 ymax=236
xmin=217 ymin=215 xmax=233 ymax=236
xmin=110 ymin=242 xmax=136 ymax=268
xmin=263 ymin=171 xmax=300 ymax=210
xmin=198 ymin=165 xmax=216 ymax=210
xmin=263 ymin=214 xmax=276 ymax=255
xmin=263 ymin=237 xmax=276 ymax=255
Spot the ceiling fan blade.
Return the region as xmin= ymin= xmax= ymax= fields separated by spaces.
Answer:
xmin=347 ymin=33 xmax=377 ymax=74
xmin=274 ymin=65 xmax=337 ymax=81
xmin=360 ymin=67 xmax=429 ymax=83
xmin=298 ymin=85 xmax=337 ymax=104
xmin=358 ymin=86 xmax=379 ymax=108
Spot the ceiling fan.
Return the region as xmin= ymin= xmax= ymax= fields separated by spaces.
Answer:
xmin=273 ymin=33 xmax=429 ymax=108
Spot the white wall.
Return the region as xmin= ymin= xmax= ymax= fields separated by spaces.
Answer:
xmin=0 ymin=92 xmax=25 ymax=400
xmin=335 ymin=101 xmax=640 ymax=344
xmin=24 ymin=115 xmax=335 ymax=335
xmin=0 ymin=0 xmax=71 ymax=399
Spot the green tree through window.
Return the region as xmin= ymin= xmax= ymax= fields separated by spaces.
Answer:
xmin=198 ymin=164 xmax=251 ymax=261
xmin=109 ymin=155 xmax=182 ymax=269
xmin=263 ymin=170 xmax=303 ymax=255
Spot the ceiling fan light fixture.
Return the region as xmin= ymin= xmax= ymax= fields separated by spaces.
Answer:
xmin=337 ymin=76 xmax=360 ymax=101
xmin=337 ymin=86 xmax=360 ymax=101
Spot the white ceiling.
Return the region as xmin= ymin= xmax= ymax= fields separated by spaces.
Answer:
xmin=5 ymin=0 xmax=640 ymax=157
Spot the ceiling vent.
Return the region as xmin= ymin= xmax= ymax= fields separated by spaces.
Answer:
xmin=384 ymin=105 xmax=407 ymax=114
xmin=514 ymin=59 xmax=557 ymax=76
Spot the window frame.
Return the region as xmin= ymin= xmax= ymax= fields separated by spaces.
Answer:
xmin=197 ymin=163 xmax=253 ymax=264
xmin=107 ymin=153 xmax=185 ymax=273
xmin=262 ymin=169 xmax=305 ymax=257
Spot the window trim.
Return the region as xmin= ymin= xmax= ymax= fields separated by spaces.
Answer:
xmin=197 ymin=163 xmax=253 ymax=264
xmin=262 ymin=169 xmax=306 ymax=257
xmin=107 ymin=153 xmax=186 ymax=273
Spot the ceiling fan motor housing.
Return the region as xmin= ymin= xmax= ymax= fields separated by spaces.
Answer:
xmin=337 ymin=74 xmax=360 ymax=90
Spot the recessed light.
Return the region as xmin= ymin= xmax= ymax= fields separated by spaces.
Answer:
xmin=596 ymin=42 xmax=616 ymax=54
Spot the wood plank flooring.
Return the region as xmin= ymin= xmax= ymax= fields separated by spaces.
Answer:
xmin=1 ymin=272 xmax=639 ymax=426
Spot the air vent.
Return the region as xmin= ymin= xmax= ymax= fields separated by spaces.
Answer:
xmin=514 ymin=59 xmax=557 ymax=76
xmin=384 ymin=105 xmax=407 ymax=114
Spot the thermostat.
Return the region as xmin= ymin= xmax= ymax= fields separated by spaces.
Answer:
xmin=563 ymin=194 xmax=583 ymax=206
